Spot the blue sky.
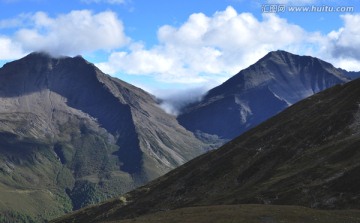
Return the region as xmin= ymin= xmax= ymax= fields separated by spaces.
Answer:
xmin=0 ymin=0 xmax=359 ymax=96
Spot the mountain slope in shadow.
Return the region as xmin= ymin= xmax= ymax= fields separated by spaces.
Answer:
xmin=53 ymin=77 xmax=360 ymax=223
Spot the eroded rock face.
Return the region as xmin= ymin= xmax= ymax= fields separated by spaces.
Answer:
xmin=0 ymin=52 xmax=205 ymax=221
xmin=178 ymin=50 xmax=349 ymax=140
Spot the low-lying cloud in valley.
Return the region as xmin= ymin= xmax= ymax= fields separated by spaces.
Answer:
xmin=156 ymin=87 xmax=208 ymax=116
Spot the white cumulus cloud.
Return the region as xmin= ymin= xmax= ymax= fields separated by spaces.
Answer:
xmin=14 ymin=10 xmax=129 ymax=56
xmin=1 ymin=6 xmax=359 ymax=84
xmin=0 ymin=36 xmax=25 ymax=60
xmin=328 ymin=14 xmax=360 ymax=61
xmin=98 ymin=8 xmax=360 ymax=85
xmin=0 ymin=10 xmax=130 ymax=59
xmin=98 ymin=6 xmax=319 ymax=84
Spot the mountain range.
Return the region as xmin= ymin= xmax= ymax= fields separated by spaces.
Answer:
xmin=53 ymin=69 xmax=360 ymax=223
xmin=0 ymin=50 xmax=359 ymax=222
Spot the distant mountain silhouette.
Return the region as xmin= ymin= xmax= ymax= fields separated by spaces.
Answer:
xmin=339 ymin=68 xmax=360 ymax=80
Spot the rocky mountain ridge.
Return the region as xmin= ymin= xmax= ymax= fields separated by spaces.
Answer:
xmin=178 ymin=50 xmax=350 ymax=139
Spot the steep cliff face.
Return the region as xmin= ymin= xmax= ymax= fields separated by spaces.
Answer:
xmin=178 ymin=50 xmax=350 ymax=140
xmin=0 ymin=52 xmax=205 ymax=221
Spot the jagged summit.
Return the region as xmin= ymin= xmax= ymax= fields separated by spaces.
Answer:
xmin=24 ymin=51 xmax=84 ymax=60
xmin=2 ymin=52 xmax=94 ymax=74
xmin=259 ymin=49 xmax=294 ymax=60
xmin=178 ymin=50 xmax=349 ymax=139
xmin=260 ymin=49 xmax=307 ymax=60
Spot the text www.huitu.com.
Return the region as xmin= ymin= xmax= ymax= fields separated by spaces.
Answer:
xmin=262 ymin=5 xmax=355 ymax=13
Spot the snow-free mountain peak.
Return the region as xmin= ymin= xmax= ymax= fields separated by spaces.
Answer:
xmin=0 ymin=52 xmax=205 ymax=221
xmin=178 ymin=50 xmax=350 ymax=140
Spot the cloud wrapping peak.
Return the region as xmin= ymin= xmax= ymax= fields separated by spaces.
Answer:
xmin=0 ymin=10 xmax=129 ymax=59
xmin=14 ymin=10 xmax=129 ymax=56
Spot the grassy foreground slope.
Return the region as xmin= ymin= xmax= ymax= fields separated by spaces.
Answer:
xmin=111 ymin=205 xmax=360 ymax=223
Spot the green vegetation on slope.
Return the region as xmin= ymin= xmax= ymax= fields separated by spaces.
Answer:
xmin=0 ymin=115 xmax=135 ymax=222
xmin=0 ymin=211 xmax=37 ymax=223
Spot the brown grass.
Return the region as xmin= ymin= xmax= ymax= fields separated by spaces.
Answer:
xmin=106 ymin=204 xmax=360 ymax=223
